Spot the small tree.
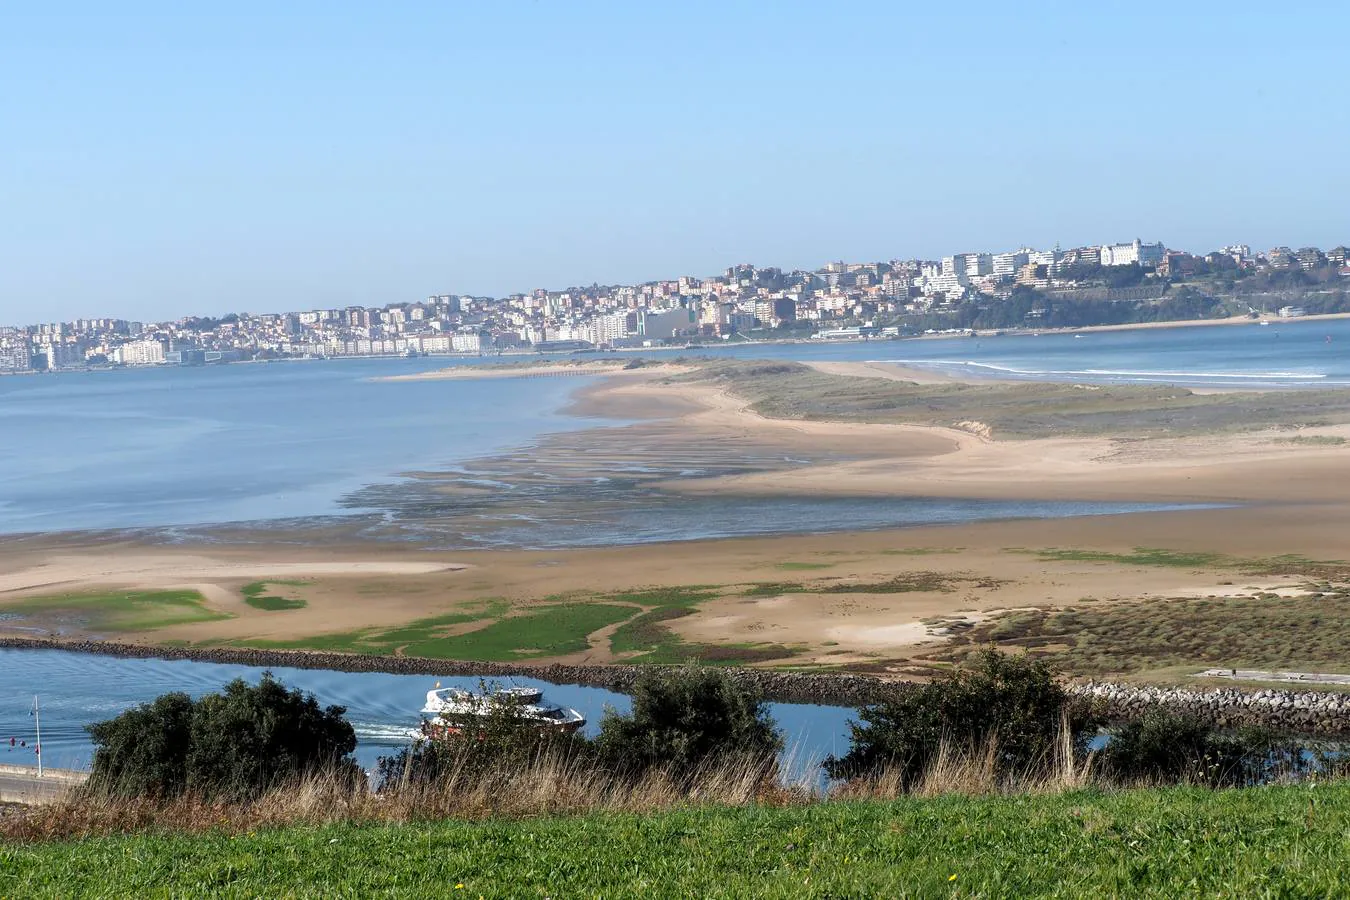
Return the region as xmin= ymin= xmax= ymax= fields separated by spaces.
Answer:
xmin=594 ymin=666 xmax=783 ymax=781
xmin=87 ymin=673 xmax=358 ymax=801
xmin=824 ymin=650 xmax=1094 ymax=786
xmin=186 ymin=674 xmax=358 ymax=799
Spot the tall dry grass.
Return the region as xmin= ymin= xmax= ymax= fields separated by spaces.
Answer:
xmin=831 ymin=715 xmax=1095 ymax=800
xmin=1 ymin=724 xmax=1104 ymax=843
xmin=0 ymin=747 xmax=807 ymax=844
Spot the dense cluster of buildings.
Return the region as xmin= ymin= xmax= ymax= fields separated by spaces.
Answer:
xmin=4 ymin=239 xmax=1348 ymax=373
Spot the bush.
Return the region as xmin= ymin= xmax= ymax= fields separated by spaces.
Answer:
xmin=85 ymin=692 xmax=194 ymax=798
xmin=1099 ymin=710 xmax=1312 ymax=787
xmin=824 ymin=650 xmax=1094 ymax=785
xmin=594 ymin=666 xmax=783 ymax=781
xmin=88 ymin=673 xmax=358 ymax=800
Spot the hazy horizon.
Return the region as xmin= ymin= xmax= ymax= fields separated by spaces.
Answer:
xmin=4 ymin=2 xmax=1347 ymax=324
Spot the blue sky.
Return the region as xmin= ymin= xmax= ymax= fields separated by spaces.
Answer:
xmin=2 ymin=2 xmax=1346 ymax=324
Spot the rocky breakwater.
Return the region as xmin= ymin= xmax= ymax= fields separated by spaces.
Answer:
xmin=1073 ymin=681 xmax=1350 ymax=735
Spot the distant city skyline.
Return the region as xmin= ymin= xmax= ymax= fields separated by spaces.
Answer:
xmin=3 ymin=3 xmax=1348 ymax=324
xmin=3 ymin=236 xmax=1341 ymax=330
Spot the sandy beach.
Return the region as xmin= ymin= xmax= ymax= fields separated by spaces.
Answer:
xmin=4 ymin=362 xmax=1350 ymax=677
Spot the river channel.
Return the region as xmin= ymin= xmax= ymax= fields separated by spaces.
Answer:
xmin=0 ymin=648 xmax=856 ymax=778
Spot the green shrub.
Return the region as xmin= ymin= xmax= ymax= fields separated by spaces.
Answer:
xmin=594 ymin=667 xmax=783 ymax=781
xmin=85 ymin=692 xmax=194 ymax=798
xmin=1099 ymin=710 xmax=1312 ymax=787
xmin=87 ymin=673 xmax=358 ymax=801
xmin=824 ymin=650 xmax=1095 ymax=785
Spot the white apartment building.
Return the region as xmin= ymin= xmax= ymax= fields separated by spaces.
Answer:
xmin=992 ymin=251 xmax=1030 ymax=276
xmin=1100 ymin=239 xmax=1165 ymax=267
xmin=451 ymin=332 xmax=486 ymax=352
xmin=591 ymin=310 xmax=635 ymax=345
xmin=116 ymin=338 xmax=166 ymax=366
xmin=964 ymin=254 xmax=994 ymax=277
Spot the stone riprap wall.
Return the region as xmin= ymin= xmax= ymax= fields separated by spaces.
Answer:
xmin=1071 ymin=681 xmax=1350 ymax=735
xmin=6 ymin=638 xmax=1350 ymax=731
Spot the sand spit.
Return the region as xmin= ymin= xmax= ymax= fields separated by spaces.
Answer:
xmin=0 ymin=553 xmax=466 ymax=597
xmin=374 ymin=362 xmax=685 ymax=383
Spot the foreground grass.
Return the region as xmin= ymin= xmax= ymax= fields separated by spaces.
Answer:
xmin=5 ymin=784 xmax=1349 ymax=897
xmin=1 ymin=590 xmax=228 ymax=633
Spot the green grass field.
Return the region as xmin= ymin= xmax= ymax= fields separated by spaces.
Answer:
xmin=5 ymin=784 xmax=1348 ymax=897
xmin=2 ymin=589 xmax=228 ymax=633
xmin=243 ymin=600 xmax=632 ymax=661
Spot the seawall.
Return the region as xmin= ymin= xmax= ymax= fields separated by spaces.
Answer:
xmin=4 ymin=638 xmax=1350 ymax=734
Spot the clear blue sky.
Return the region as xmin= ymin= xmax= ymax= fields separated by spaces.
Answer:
xmin=3 ymin=2 xmax=1346 ymax=324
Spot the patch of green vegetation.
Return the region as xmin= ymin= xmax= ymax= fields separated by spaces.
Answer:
xmin=598 ymin=584 xmax=798 ymax=665
xmin=402 ymin=603 xmax=636 ymax=661
xmin=610 ymin=607 xmax=694 ymax=656
xmin=603 ymin=603 xmax=795 ymax=665
xmin=240 ymin=580 xmax=309 ymax=611
xmin=607 ymin=606 xmax=799 ymax=666
xmin=1027 ymin=547 xmax=1232 ymax=568
xmin=1273 ymin=434 xmax=1348 ymax=446
xmin=12 ymin=785 xmax=1350 ymax=895
xmin=603 ymin=586 xmax=721 ymax=607
xmin=4 ymin=590 xmax=228 ymax=633
xmin=935 ymin=592 xmax=1350 ymax=677
xmin=818 ymin=573 xmax=1001 ymax=594
xmin=880 ymin=547 xmax=962 ymax=556
xmin=243 ymin=600 xmax=510 ymax=655
xmin=741 ymin=581 xmax=807 ymax=597
xmin=774 ymin=561 xmax=834 ymax=571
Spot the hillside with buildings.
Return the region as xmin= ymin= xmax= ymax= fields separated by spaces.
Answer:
xmin=3 ymin=239 xmax=1348 ymax=373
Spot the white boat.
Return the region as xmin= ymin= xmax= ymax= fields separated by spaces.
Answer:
xmin=423 ymin=685 xmax=543 ymax=714
xmin=414 ymin=684 xmax=586 ymax=740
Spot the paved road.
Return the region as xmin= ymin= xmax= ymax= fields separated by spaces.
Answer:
xmin=0 ymin=765 xmax=87 ymax=804
xmin=1200 ymin=668 xmax=1350 ymax=686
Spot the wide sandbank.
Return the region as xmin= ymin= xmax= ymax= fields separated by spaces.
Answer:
xmin=3 ymin=362 xmax=1350 ymax=680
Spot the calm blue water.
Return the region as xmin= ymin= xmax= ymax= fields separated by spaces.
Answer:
xmin=4 ymin=321 xmax=1332 ymax=539
xmin=0 ymin=648 xmax=855 ymax=777
xmin=0 ymin=357 xmax=615 ymax=535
